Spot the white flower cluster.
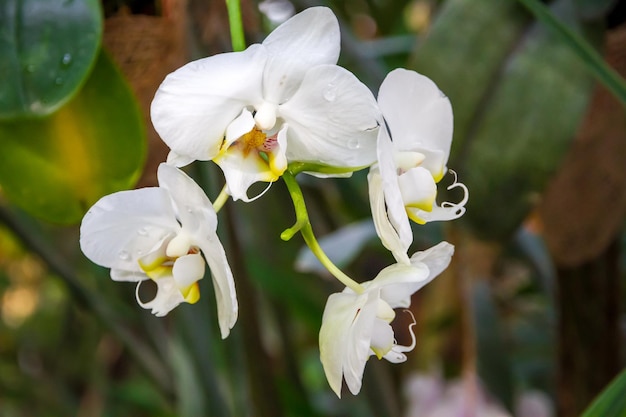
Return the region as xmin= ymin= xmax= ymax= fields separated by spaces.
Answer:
xmin=79 ymin=7 xmax=467 ymax=396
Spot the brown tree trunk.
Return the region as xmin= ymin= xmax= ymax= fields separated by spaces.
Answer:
xmin=555 ymin=236 xmax=622 ymax=416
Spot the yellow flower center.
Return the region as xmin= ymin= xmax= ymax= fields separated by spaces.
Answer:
xmin=240 ymin=127 xmax=267 ymax=157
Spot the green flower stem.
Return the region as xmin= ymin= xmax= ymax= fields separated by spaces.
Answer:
xmin=212 ymin=185 xmax=229 ymax=213
xmin=516 ymin=0 xmax=626 ymax=106
xmin=225 ymin=0 xmax=246 ymax=52
xmin=281 ymin=171 xmax=365 ymax=294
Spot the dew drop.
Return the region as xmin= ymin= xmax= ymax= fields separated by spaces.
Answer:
xmin=438 ymin=89 xmax=447 ymax=99
xmin=347 ymin=139 xmax=361 ymax=149
xmin=137 ymin=227 xmax=148 ymax=236
xmin=323 ymin=84 xmax=337 ymax=101
xmin=61 ymin=53 xmax=72 ymax=66
xmin=118 ymin=250 xmax=130 ymax=260
xmin=29 ymin=101 xmax=43 ymax=112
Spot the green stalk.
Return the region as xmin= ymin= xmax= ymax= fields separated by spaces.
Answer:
xmin=225 ymin=0 xmax=246 ymax=52
xmin=516 ymin=0 xmax=626 ymax=106
xmin=281 ymin=171 xmax=365 ymax=294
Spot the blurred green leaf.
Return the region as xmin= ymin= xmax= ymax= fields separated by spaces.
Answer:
xmin=412 ymin=0 xmax=595 ymax=240
xmin=0 ymin=0 xmax=102 ymax=119
xmin=516 ymin=0 xmax=626 ymax=105
xmin=410 ymin=0 xmax=531 ymax=150
xmin=0 ymin=50 xmax=146 ymax=224
xmin=572 ymin=0 xmax=618 ymax=20
xmin=473 ymin=281 xmax=514 ymax=409
xmin=581 ymin=368 xmax=626 ymax=417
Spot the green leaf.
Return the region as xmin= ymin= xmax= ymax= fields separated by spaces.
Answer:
xmin=581 ymin=368 xmax=626 ymax=417
xmin=0 ymin=50 xmax=146 ymax=224
xmin=516 ymin=0 xmax=626 ymax=106
xmin=0 ymin=0 xmax=102 ymax=119
xmin=473 ymin=281 xmax=514 ymax=409
xmin=411 ymin=0 xmax=596 ymax=240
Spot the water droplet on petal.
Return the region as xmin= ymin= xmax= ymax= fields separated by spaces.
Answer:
xmin=438 ymin=89 xmax=447 ymax=99
xmin=137 ymin=227 xmax=148 ymax=236
xmin=118 ymin=250 xmax=130 ymax=260
xmin=61 ymin=53 xmax=72 ymax=66
xmin=323 ymin=84 xmax=337 ymax=101
xmin=348 ymin=139 xmax=360 ymax=149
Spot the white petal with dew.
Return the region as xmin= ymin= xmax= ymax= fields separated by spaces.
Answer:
xmin=151 ymin=45 xmax=267 ymax=161
xmin=262 ymin=7 xmax=340 ymax=104
xmin=157 ymin=163 xmax=218 ymax=233
xmin=80 ymin=187 xmax=179 ymax=271
xmin=280 ymin=64 xmax=379 ymax=168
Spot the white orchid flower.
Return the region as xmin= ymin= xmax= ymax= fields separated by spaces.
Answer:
xmin=151 ymin=7 xmax=379 ymax=201
xmin=79 ymin=163 xmax=237 ymax=339
xmin=368 ymin=69 xmax=468 ymax=263
xmin=319 ymin=242 xmax=454 ymax=397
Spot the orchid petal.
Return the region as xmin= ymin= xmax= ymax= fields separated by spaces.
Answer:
xmin=407 ymin=172 xmax=468 ymax=223
xmin=369 ymin=317 xmax=395 ymax=359
xmin=367 ymin=169 xmax=411 ymax=264
xmin=224 ymin=108 xmax=256 ymax=149
xmin=374 ymin=127 xmax=413 ymax=257
xmin=365 ymin=263 xmax=430 ymax=309
xmin=151 ymin=45 xmax=267 ymax=162
xmin=111 ymin=269 xmax=147 ymax=282
xmin=377 ymin=68 xmax=453 ymax=160
xmin=343 ymin=291 xmax=379 ymax=396
xmin=398 ymin=167 xmax=437 ymax=221
xmin=172 ymin=253 xmax=205 ymax=288
xmin=215 ymin=149 xmax=278 ymax=202
xmin=410 ymin=241 xmax=454 ymax=281
xmin=262 ymin=7 xmax=340 ymax=104
xmin=80 ymin=187 xmax=179 ymax=271
xmin=157 ymin=163 xmax=217 ymax=234
xmin=319 ymin=291 xmax=371 ymax=397
xmin=280 ymin=65 xmax=379 ymax=168
xmin=136 ymin=277 xmax=185 ymax=317
xmin=197 ymin=239 xmax=238 ymax=339
xmin=166 ymin=150 xmax=196 ymax=168
xmin=157 ymin=164 xmax=237 ymax=337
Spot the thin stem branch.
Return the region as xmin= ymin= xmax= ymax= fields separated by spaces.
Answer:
xmin=225 ymin=0 xmax=246 ymax=52
xmin=281 ymin=171 xmax=365 ymax=294
xmin=212 ymin=185 xmax=229 ymax=213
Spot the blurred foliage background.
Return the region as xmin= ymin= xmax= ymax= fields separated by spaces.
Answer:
xmin=0 ymin=0 xmax=625 ymax=416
